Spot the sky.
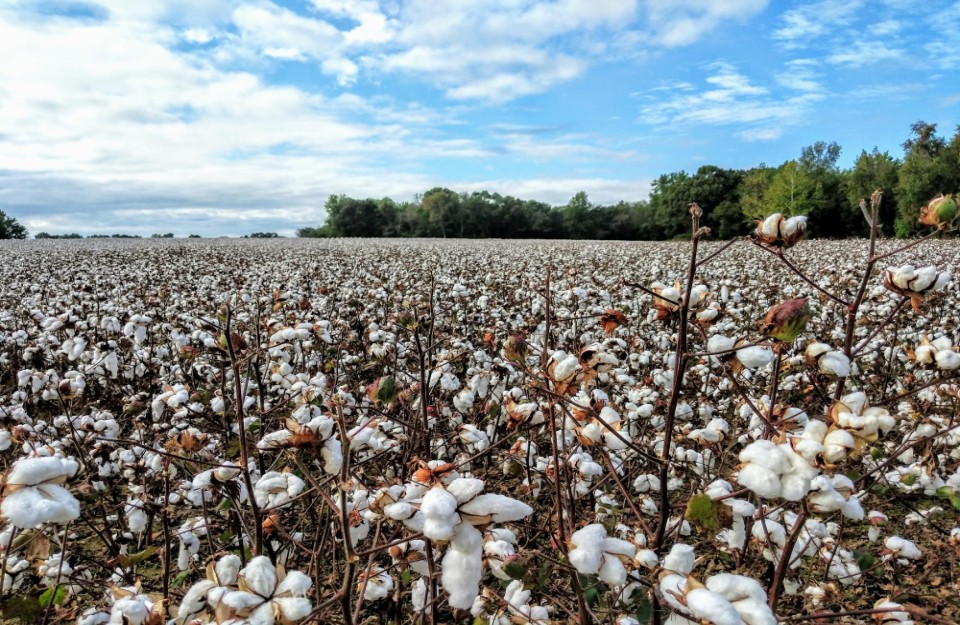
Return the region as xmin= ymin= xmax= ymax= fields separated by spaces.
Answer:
xmin=1 ymin=0 xmax=958 ymax=237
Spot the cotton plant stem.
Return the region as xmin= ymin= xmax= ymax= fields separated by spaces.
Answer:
xmin=835 ymin=191 xmax=883 ymax=400
xmin=39 ymin=521 xmax=71 ymax=625
xmin=334 ymin=404 xmax=358 ymax=625
xmin=539 ymin=265 xmax=591 ymax=625
xmin=654 ymin=204 xmax=703 ymax=556
xmin=224 ymin=306 xmax=263 ymax=557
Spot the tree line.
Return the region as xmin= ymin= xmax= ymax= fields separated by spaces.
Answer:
xmin=300 ymin=121 xmax=960 ymax=240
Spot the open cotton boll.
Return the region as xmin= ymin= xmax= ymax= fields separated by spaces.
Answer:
xmin=685 ymin=588 xmax=744 ymax=625
xmin=819 ymin=351 xmax=850 ymax=377
xmin=458 ymin=494 xmax=533 ymax=523
xmin=662 ymin=543 xmax=695 ymax=575
xmin=822 ymin=429 xmax=856 ymax=464
xmin=707 ymin=335 xmax=735 ymax=358
xmin=568 ymin=524 xmax=607 ymax=575
xmin=705 ymin=573 xmax=767 ymax=604
xmin=441 ymin=523 xmax=483 ymax=609
xmin=2 ymin=483 xmax=81 ymax=529
xmin=884 ymin=536 xmax=921 ymax=560
xmin=736 ymin=346 xmax=774 ymax=369
xmin=420 ymin=487 xmax=460 ymax=541
xmin=552 ymin=354 xmax=580 ymax=382
xmin=936 ymin=350 xmax=960 ymax=370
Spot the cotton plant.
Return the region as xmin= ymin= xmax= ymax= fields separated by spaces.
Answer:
xmin=257 ymin=407 xmax=343 ymax=476
xmin=912 ymin=335 xmax=960 ymax=370
xmin=567 ymin=523 xmax=636 ymax=586
xmin=174 ymin=555 xmax=312 ymax=624
xmin=383 ymin=474 xmax=533 ymax=608
xmin=735 ymin=439 xmax=819 ymax=501
xmin=657 ymin=544 xmax=777 ymax=625
xmin=883 ymin=264 xmax=950 ymax=312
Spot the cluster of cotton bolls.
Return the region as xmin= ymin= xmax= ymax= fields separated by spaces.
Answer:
xmin=1 ymin=232 xmax=959 ymax=623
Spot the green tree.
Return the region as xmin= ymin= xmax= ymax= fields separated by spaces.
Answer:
xmin=845 ymin=148 xmax=900 ymax=234
xmin=761 ymin=161 xmax=823 ymax=217
xmin=0 ymin=210 xmax=28 ymax=239
xmin=895 ymin=122 xmax=960 ymax=237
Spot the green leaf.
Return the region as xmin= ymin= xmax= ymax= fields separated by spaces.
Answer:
xmin=685 ymin=493 xmax=720 ymax=531
xmin=935 ymin=486 xmax=954 ymax=498
xmin=949 ymin=494 xmax=960 ymax=512
xmin=502 ymin=560 xmax=527 ymax=580
xmin=115 ymin=546 xmax=159 ymax=567
xmin=584 ymin=586 xmax=600 ymax=607
xmin=400 ymin=569 xmax=412 ymax=586
xmin=853 ymin=548 xmax=876 ymax=570
xmin=377 ymin=376 xmax=397 ymax=404
xmin=635 ymin=596 xmax=653 ymax=624
xmin=172 ymin=570 xmax=190 ymax=587
xmin=38 ymin=586 xmax=67 ymax=608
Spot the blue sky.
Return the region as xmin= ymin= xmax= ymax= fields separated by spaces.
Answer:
xmin=1 ymin=0 xmax=958 ymax=237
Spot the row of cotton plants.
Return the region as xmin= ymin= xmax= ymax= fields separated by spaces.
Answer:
xmin=1 ymin=194 xmax=959 ymax=624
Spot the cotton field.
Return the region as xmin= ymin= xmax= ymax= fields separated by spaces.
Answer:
xmin=2 ymin=208 xmax=960 ymax=624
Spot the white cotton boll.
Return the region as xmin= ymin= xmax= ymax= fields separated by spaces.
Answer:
xmin=930 ymin=337 xmax=953 ymax=352
xmin=662 ymin=543 xmax=695 ymax=575
xmin=459 ymin=494 xmax=532 ymax=523
xmin=322 ymin=438 xmax=343 ymax=475
xmin=411 ymin=578 xmax=427 ymax=612
xmin=884 ymin=536 xmax=921 ymax=560
xmin=760 ymin=214 xmax=782 ymax=238
xmin=936 ymin=350 xmax=960 ymax=370
xmin=911 ymin=266 xmax=938 ymax=291
xmin=240 ymin=556 xmax=278 ymax=597
xmin=598 ymin=554 xmax=628 ymax=586
xmin=783 ymin=215 xmax=806 ymax=237
xmin=420 ymin=487 xmax=459 ymax=541
xmin=933 ymin=271 xmax=950 ymax=290
xmin=891 ymin=266 xmax=916 ymax=290
xmin=553 ymin=354 xmax=580 ymax=381
xmin=568 ymin=524 xmax=607 ymax=575
xmin=737 ymin=464 xmax=781 ymax=499
xmin=215 ymin=555 xmax=242 ymax=586
xmin=453 ymin=389 xmax=475 ymax=413
xmin=126 ymin=498 xmax=147 ymax=534
xmin=6 ymin=456 xmax=79 ymax=486
xmin=2 ymin=483 xmax=81 ymax=528
xmin=823 ymin=429 xmax=856 ymax=464
xmin=384 ymin=502 xmax=413 ymax=520
xmin=739 ymin=440 xmax=789 ymax=473
xmin=915 ymin=344 xmax=936 ymax=364
xmin=111 ymin=598 xmax=150 ymax=625
xmin=441 ymin=523 xmax=484 ymax=609
xmin=819 ymin=351 xmax=850 ymax=377
xmin=685 ymin=589 xmax=743 ymax=625
xmin=736 ymin=346 xmax=774 ymax=369
xmin=581 ymin=422 xmax=603 ymax=444
xmin=361 ymin=567 xmax=393 ymax=601
xmin=707 ymin=334 xmax=736 ymax=353
xmin=447 ymin=478 xmax=485 ymax=505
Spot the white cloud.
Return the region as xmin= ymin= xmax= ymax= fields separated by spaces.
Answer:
xmin=231 ymin=2 xmax=341 ymax=61
xmin=641 ymin=0 xmax=769 ymax=47
xmin=773 ymin=0 xmax=865 ymax=47
xmin=638 ymin=61 xmax=825 ymax=140
xmin=827 ymin=41 xmax=904 ymax=67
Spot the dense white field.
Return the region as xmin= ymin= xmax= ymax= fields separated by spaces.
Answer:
xmin=1 ymin=235 xmax=959 ymax=624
